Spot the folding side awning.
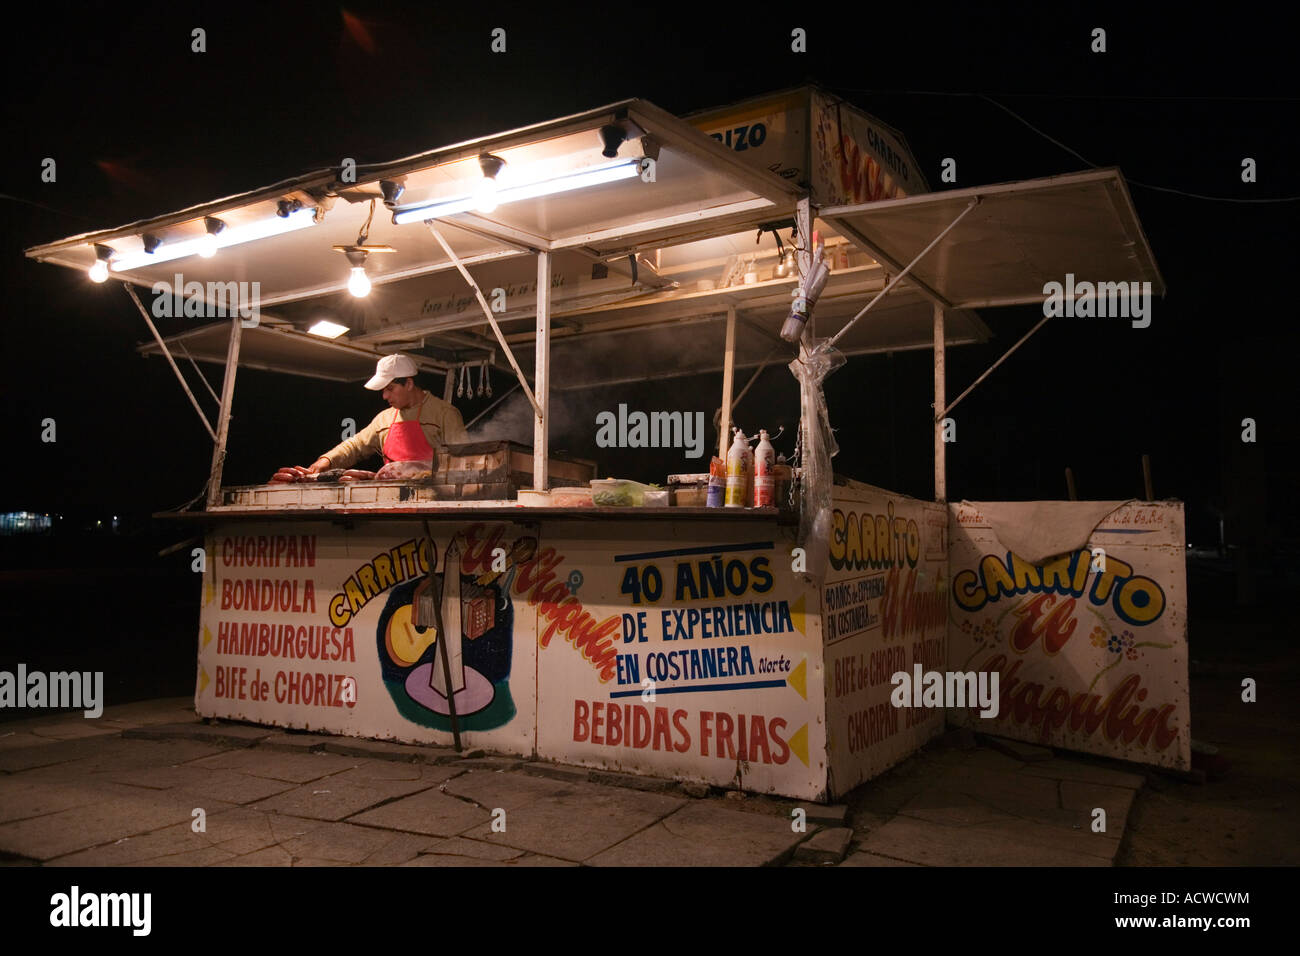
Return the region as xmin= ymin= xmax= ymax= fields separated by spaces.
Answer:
xmin=491 ymin=265 xmax=988 ymax=391
xmin=820 ymin=168 xmax=1165 ymax=310
xmin=136 ymin=322 xmax=448 ymax=382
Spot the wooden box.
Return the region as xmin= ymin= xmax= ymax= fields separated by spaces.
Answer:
xmin=435 ymin=441 xmax=597 ymax=500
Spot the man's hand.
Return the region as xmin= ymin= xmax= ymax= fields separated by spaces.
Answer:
xmin=307 ymin=458 xmax=331 ymax=474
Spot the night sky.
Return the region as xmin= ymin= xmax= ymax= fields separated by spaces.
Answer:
xmin=3 ymin=1 xmax=1296 ymax=551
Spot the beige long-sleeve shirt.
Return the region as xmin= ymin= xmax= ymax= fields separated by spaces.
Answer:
xmin=319 ymin=391 xmax=468 ymax=469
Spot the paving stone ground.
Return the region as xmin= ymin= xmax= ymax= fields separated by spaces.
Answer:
xmin=0 ymin=700 xmax=1145 ymax=867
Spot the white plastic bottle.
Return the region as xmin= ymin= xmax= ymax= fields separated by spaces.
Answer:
xmin=725 ymin=429 xmax=749 ymax=508
xmin=753 ymin=430 xmax=775 ymax=507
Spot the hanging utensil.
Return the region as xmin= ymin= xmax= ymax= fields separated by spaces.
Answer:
xmin=477 ymin=359 xmax=485 ymax=397
xmin=456 ymin=363 xmax=465 ymax=398
xmin=484 ymin=360 xmax=492 ymax=397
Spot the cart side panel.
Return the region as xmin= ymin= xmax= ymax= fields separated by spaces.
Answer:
xmin=947 ymin=501 xmax=1191 ymax=770
xmin=196 ymin=519 xmax=538 ymax=756
xmin=823 ymin=483 xmax=949 ymax=799
xmin=534 ymin=518 xmax=828 ymax=802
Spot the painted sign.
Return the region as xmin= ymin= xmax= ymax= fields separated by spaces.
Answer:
xmin=811 ymin=89 xmax=928 ymax=206
xmin=534 ymin=520 xmax=825 ymax=800
xmin=947 ymin=502 xmax=1191 ymax=770
xmin=686 ymin=89 xmax=810 ymax=186
xmin=198 ymin=521 xmax=537 ymax=753
xmin=198 ymin=518 xmax=826 ymax=799
xmin=823 ymin=484 xmax=949 ymax=797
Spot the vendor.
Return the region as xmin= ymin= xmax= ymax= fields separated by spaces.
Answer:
xmin=307 ymin=354 xmax=468 ymax=473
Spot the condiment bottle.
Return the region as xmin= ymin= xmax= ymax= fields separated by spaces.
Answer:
xmin=753 ymin=430 xmax=775 ymax=507
xmin=706 ymin=456 xmax=726 ymax=508
xmin=725 ymin=429 xmax=749 ymax=508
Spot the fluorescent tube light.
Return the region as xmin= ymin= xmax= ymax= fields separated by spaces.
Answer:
xmin=108 ymin=207 xmax=316 ymax=272
xmin=308 ymin=319 xmax=349 ymax=338
xmin=392 ymin=158 xmax=642 ymax=225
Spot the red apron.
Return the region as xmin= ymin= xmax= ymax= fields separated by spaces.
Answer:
xmin=382 ymin=405 xmax=435 ymax=464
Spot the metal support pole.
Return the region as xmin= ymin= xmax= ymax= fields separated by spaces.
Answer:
xmin=423 ymin=520 xmax=461 ymax=752
xmin=465 ymin=381 xmax=521 ymax=430
xmin=719 ymin=306 xmax=736 ymax=458
xmin=942 ymin=313 xmax=1052 ymax=418
xmin=124 ymin=284 xmax=216 ymax=441
xmin=795 ymin=198 xmax=813 ymax=348
xmin=207 ymin=315 xmax=244 ymax=508
xmin=730 ymin=340 xmax=785 ymax=410
xmin=177 ymin=341 xmax=221 ymax=405
xmin=794 ymin=197 xmax=815 ymax=482
xmin=934 ymin=303 xmax=946 ymax=502
xmin=534 ymin=250 xmax=551 ymax=490
xmin=826 ymin=198 xmax=979 ymax=352
xmin=426 ymin=224 xmax=541 ymax=419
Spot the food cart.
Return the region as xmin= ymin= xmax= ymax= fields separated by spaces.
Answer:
xmin=26 ymin=85 xmax=1177 ymax=802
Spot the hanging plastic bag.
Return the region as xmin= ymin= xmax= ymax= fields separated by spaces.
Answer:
xmin=789 ymin=339 xmax=845 ymax=584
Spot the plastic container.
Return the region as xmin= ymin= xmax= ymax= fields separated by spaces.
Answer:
xmin=644 ymin=489 xmax=669 ymax=508
xmin=753 ymin=430 xmax=775 ymax=507
xmin=590 ymin=478 xmax=659 ymax=507
xmin=550 ymin=486 xmax=594 ymax=507
xmin=706 ymin=457 xmax=725 ymax=508
xmin=725 ymin=430 xmax=749 ymax=508
xmin=516 ymin=488 xmax=551 ymax=506
xmin=672 ymin=485 xmax=709 ymax=507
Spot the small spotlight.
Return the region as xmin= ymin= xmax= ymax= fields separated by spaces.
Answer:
xmin=379 ymin=180 xmax=405 ymax=207
xmin=199 ymin=217 xmax=226 ymax=258
xmin=142 ymin=233 xmax=163 ymax=254
xmin=475 ymin=154 xmax=506 ymax=213
xmin=599 ymin=123 xmax=627 ymax=158
xmin=89 ymin=243 xmax=115 ymax=283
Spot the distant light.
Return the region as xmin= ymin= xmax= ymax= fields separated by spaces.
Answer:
xmin=308 ymin=319 xmax=349 ymax=339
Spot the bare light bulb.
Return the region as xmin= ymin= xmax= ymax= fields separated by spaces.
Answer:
xmin=88 ymin=259 xmax=109 ymax=283
xmin=198 ymin=232 xmax=218 ymax=258
xmin=473 ymin=175 xmax=499 ymax=213
xmin=347 ymin=266 xmax=371 ymax=297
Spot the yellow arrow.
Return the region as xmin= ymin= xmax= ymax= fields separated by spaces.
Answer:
xmin=787 ymin=723 xmax=809 ymax=767
xmin=202 ymin=625 xmax=213 ymax=648
xmin=787 ymin=658 xmax=807 ymax=700
xmin=789 ymin=594 xmax=806 ymax=635
xmin=198 ymin=668 xmax=210 ymax=695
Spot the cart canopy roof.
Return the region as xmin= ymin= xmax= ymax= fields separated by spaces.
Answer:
xmin=822 ymin=168 xmax=1165 ymax=311
xmin=26 ymin=96 xmax=1159 ymax=387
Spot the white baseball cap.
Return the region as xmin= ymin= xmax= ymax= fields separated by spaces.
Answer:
xmin=365 ymin=353 xmax=419 ymax=390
